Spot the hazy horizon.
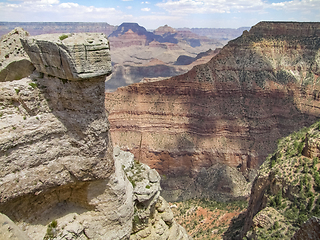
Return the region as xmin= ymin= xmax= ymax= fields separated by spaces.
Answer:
xmin=0 ymin=0 xmax=319 ymax=29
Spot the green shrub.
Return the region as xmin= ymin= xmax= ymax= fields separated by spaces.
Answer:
xmin=59 ymin=34 xmax=68 ymax=41
xmin=298 ymin=214 xmax=308 ymax=225
xmin=29 ymin=82 xmax=38 ymax=88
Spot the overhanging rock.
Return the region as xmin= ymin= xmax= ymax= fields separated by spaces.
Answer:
xmin=20 ymin=32 xmax=112 ymax=81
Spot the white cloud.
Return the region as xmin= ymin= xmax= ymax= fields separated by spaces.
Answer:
xmin=141 ymin=1 xmax=150 ymax=3
xmin=0 ymin=0 xmax=130 ymax=23
xmin=270 ymin=0 xmax=320 ymax=12
xmin=156 ymin=0 xmax=320 ymax=15
xmin=126 ymin=6 xmax=132 ymax=9
xmin=141 ymin=7 xmax=151 ymax=11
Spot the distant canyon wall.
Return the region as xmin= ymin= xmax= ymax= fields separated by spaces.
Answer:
xmin=106 ymin=21 xmax=320 ymax=201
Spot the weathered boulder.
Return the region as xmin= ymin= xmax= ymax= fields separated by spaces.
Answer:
xmin=124 ymin=157 xmax=192 ymax=240
xmin=20 ymin=32 xmax=112 ymax=81
xmin=0 ymin=27 xmax=35 ymax=82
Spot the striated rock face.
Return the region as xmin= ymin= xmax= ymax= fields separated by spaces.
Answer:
xmin=21 ymin=32 xmax=112 ymax=81
xmin=105 ymin=21 xmax=320 ymax=201
xmin=109 ymin=29 xmax=147 ymax=48
xmin=0 ymin=27 xmax=35 ymax=82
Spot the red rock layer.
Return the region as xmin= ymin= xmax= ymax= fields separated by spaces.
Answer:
xmin=109 ymin=29 xmax=147 ymax=48
xmin=105 ymin=22 xmax=320 ymax=201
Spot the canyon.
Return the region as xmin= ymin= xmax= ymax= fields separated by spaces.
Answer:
xmin=0 ymin=29 xmax=191 ymax=239
xmin=105 ymin=21 xmax=320 ymax=202
xmin=1 ymin=22 xmax=242 ymax=92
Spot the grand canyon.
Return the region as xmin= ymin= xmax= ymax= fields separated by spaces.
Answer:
xmin=1 ymin=21 xmax=320 ymax=240
xmin=106 ymin=22 xmax=320 ymax=202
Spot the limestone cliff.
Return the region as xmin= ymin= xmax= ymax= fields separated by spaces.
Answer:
xmin=0 ymin=31 xmax=190 ymax=239
xmin=105 ymin=21 xmax=320 ymax=201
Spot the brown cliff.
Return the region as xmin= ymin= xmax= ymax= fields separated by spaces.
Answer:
xmin=105 ymin=21 xmax=320 ymax=201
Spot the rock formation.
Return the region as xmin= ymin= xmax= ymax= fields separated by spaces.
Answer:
xmin=225 ymin=120 xmax=320 ymax=239
xmin=105 ymin=21 xmax=320 ymax=201
xmin=21 ymin=32 xmax=112 ymax=80
xmin=0 ymin=27 xmax=35 ymax=82
xmin=0 ymin=32 xmax=190 ymax=239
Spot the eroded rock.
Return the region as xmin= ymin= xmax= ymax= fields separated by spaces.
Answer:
xmin=21 ymin=32 xmax=112 ymax=81
xmin=0 ymin=27 xmax=35 ymax=82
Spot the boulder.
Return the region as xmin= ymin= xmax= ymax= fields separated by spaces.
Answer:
xmin=20 ymin=32 xmax=112 ymax=81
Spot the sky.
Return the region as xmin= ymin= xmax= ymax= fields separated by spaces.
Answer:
xmin=0 ymin=0 xmax=319 ymax=29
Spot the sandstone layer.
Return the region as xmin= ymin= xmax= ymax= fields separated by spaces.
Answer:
xmin=105 ymin=21 xmax=320 ymax=201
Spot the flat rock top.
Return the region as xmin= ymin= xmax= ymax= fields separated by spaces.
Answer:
xmin=31 ymin=32 xmax=109 ymax=46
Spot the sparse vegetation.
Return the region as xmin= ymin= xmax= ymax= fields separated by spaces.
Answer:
xmin=248 ymin=120 xmax=320 ymax=239
xmin=43 ymin=220 xmax=58 ymax=240
xmin=29 ymin=82 xmax=38 ymax=89
xmin=170 ymin=198 xmax=248 ymax=239
xmin=59 ymin=34 xmax=68 ymax=41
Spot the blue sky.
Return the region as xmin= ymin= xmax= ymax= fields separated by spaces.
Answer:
xmin=0 ymin=0 xmax=319 ymax=29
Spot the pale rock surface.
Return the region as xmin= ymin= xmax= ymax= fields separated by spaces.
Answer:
xmin=0 ymin=213 xmax=31 ymax=240
xmin=21 ymin=32 xmax=112 ymax=81
xmin=0 ymin=27 xmax=35 ymax=82
xmin=125 ymin=158 xmax=192 ymax=240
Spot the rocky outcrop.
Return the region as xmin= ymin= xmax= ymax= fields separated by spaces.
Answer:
xmin=0 ymin=31 xmax=125 ymax=239
xmin=105 ymin=21 xmax=320 ymax=201
xmin=0 ymin=31 xmax=190 ymax=239
xmin=0 ymin=27 xmax=35 ymax=82
xmin=226 ymin=120 xmax=320 ymax=239
xmin=116 ymin=148 xmax=191 ymax=240
xmin=21 ymin=33 xmax=112 ymax=80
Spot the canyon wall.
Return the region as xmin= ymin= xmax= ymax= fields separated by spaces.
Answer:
xmin=105 ymin=21 xmax=320 ymax=201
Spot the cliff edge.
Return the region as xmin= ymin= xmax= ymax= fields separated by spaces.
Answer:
xmin=0 ymin=31 xmax=191 ymax=239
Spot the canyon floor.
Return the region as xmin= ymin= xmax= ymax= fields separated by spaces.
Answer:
xmin=170 ymin=199 xmax=248 ymax=239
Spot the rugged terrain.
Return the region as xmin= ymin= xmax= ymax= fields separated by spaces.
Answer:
xmin=224 ymin=120 xmax=320 ymax=239
xmin=105 ymin=23 xmax=223 ymax=92
xmin=105 ymin=21 xmax=320 ymax=202
xmin=0 ymin=29 xmax=191 ymax=239
xmin=170 ymin=198 xmax=247 ymax=239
